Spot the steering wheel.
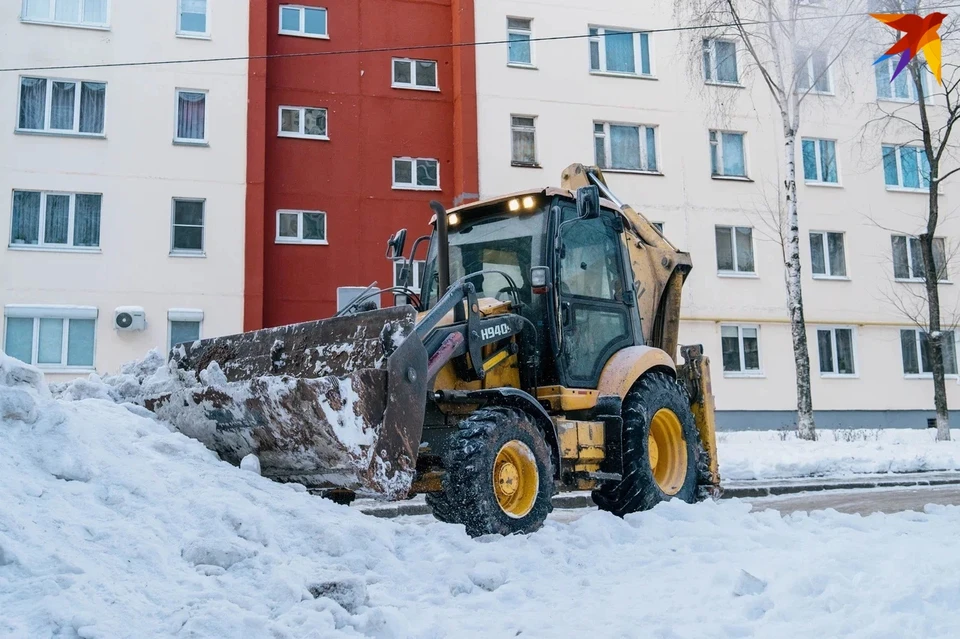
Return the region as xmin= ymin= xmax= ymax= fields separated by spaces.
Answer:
xmin=495 ymin=285 xmax=522 ymax=304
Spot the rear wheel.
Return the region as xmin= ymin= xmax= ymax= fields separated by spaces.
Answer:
xmin=426 ymin=407 xmax=555 ymax=537
xmin=592 ymin=371 xmax=708 ymax=517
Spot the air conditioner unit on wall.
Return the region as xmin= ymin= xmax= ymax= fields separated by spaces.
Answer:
xmin=114 ymin=306 xmax=146 ymax=331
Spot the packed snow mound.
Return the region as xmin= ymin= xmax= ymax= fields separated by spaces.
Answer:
xmin=718 ymin=428 xmax=960 ymax=481
xmin=5 ymin=352 xmax=960 ymax=638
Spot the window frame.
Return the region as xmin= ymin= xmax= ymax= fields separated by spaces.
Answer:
xmin=393 ymin=258 xmax=426 ymax=305
xmin=167 ymin=308 xmax=204 ymax=351
xmin=173 ymin=88 xmax=208 ymax=145
xmin=277 ymin=105 xmax=329 ymax=140
xmin=720 ymin=323 xmax=763 ymax=377
xmin=507 ymin=16 xmax=534 ymax=67
xmin=900 ymin=327 xmax=959 ymax=379
xmin=593 ymin=120 xmax=660 ymax=174
xmin=2 ymin=304 xmax=98 ymax=372
xmin=275 ymin=209 xmax=328 ymax=245
xmin=882 ymin=144 xmax=931 ymax=192
xmin=815 ymin=325 xmax=858 ymax=378
xmin=8 ymin=189 xmax=103 ymax=252
xmin=702 ymin=38 xmax=741 ymax=86
xmin=795 ymin=48 xmax=833 ymax=95
xmin=510 ymin=114 xmax=539 ymax=167
xmin=390 ymin=58 xmax=440 ymax=92
xmin=170 ymin=197 xmax=206 ymax=257
xmin=891 ymin=233 xmax=949 ymax=282
xmin=875 ymin=55 xmax=930 ymax=103
xmin=278 ymin=4 xmax=328 ymax=39
xmin=714 ymin=224 xmax=757 ymax=277
xmin=391 ymin=157 xmax=441 ymax=191
xmin=809 ymin=230 xmax=848 ymax=280
xmin=177 ymin=0 xmax=210 ymax=38
xmin=801 ymin=137 xmax=840 ymax=186
xmin=16 ymin=76 xmax=107 ymax=137
xmin=19 ymin=0 xmax=110 ymax=30
xmin=588 ymin=25 xmax=655 ymax=78
xmin=709 ymin=129 xmax=749 ymax=179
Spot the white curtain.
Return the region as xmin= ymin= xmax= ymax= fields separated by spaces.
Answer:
xmin=44 ymin=194 xmax=70 ymax=244
xmin=73 ymin=194 xmax=101 ymax=246
xmin=67 ymin=319 xmax=95 ymax=367
xmin=18 ymin=78 xmax=46 ymax=129
xmin=50 ymin=81 xmax=75 ymax=130
xmin=23 ymin=0 xmax=49 ymax=20
xmin=79 ymin=82 xmax=105 ymax=134
xmin=11 ymin=191 xmax=41 ymax=244
xmin=55 ymin=0 xmax=80 ymax=23
xmin=177 ymin=92 xmax=206 ymax=139
xmin=83 ymin=0 xmax=107 ymax=23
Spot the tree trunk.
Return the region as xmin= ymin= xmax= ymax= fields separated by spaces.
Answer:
xmin=783 ymin=128 xmax=817 ymax=440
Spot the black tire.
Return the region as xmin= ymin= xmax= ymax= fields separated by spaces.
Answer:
xmin=426 ymin=407 xmax=555 ymax=537
xmin=592 ymin=371 xmax=710 ymax=517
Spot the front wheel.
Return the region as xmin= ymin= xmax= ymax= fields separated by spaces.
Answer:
xmin=426 ymin=407 xmax=555 ymax=537
xmin=592 ymin=371 xmax=708 ymax=517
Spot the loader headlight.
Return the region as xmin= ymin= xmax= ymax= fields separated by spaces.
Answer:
xmin=522 ymin=196 xmax=535 ymax=209
xmin=508 ymin=198 xmax=521 ymax=212
xmin=448 ymin=213 xmax=459 ymax=226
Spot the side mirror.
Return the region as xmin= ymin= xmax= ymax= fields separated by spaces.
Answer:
xmin=531 ymin=266 xmax=550 ymax=295
xmin=386 ymin=228 xmax=407 ymax=259
xmin=575 ymin=185 xmax=600 ymax=220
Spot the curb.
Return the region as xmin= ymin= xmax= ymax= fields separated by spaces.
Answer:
xmin=355 ymin=472 xmax=960 ymax=518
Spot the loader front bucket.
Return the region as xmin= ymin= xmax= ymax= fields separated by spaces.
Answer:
xmin=141 ymin=305 xmax=429 ymax=500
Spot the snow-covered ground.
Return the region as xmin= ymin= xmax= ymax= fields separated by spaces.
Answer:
xmin=718 ymin=428 xmax=960 ymax=481
xmin=5 ymin=353 xmax=960 ymax=638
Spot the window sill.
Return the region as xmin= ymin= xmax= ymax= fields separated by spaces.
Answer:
xmin=392 ymin=185 xmax=442 ymax=192
xmin=173 ymin=139 xmax=210 ymax=147
xmin=8 ymin=244 xmax=101 ymax=254
xmin=717 ymin=271 xmax=759 ymax=279
xmin=589 ymin=70 xmax=658 ymax=81
xmin=894 ymin=278 xmax=952 ymax=285
xmin=602 ymin=169 xmax=664 ymax=177
xmin=275 ymin=238 xmax=328 ymax=245
xmin=391 ymin=84 xmax=441 ymax=93
xmin=15 ymin=129 xmax=106 ymax=140
xmin=169 ymin=251 xmax=206 ymax=258
xmin=278 ymin=30 xmax=329 ymax=39
xmin=905 ymin=373 xmax=960 ymax=380
xmin=278 ymin=132 xmax=330 ymax=141
xmin=507 ymin=62 xmax=538 ymax=70
xmin=705 ymin=80 xmax=744 ymax=89
xmin=176 ymin=32 xmax=211 ymax=40
xmin=885 ymin=186 xmax=941 ymax=195
xmin=35 ymin=366 xmax=97 ymax=374
xmin=804 ymin=180 xmax=842 ymax=188
xmin=723 ymin=372 xmax=765 ymax=378
xmin=19 ymin=18 xmax=109 ymax=31
xmin=820 ymin=373 xmax=859 ymax=379
xmin=511 ymin=161 xmax=542 ymax=169
xmin=812 ymin=275 xmax=850 ymax=281
xmin=878 ymin=96 xmax=921 ymax=105
xmin=798 ymin=89 xmax=835 ymax=97
xmin=711 ymin=175 xmax=753 ymax=182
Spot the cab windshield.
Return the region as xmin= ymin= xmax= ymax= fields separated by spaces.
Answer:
xmin=420 ymin=202 xmax=549 ymax=309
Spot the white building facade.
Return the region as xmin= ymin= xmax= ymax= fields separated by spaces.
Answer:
xmin=476 ymin=1 xmax=960 ymax=428
xmin=0 ymin=0 xmax=248 ymax=381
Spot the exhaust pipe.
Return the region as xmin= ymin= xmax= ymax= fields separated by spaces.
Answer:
xmin=430 ymin=201 xmax=450 ymax=297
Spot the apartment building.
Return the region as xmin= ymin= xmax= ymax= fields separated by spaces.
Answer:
xmin=473 ymin=1 xmax=960 ymax=427
xmin=242 ymin=0 xmax=479 ymax=328
xmin=0 ymin=0 xmax=249 ymax=380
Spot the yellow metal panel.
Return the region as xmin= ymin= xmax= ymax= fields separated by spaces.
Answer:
xmin=536 ymin=385 xmax=599 ymax=411
xmin=577 ymin=421 xmax=604 ymax=447
xmin=596 ymin=346 xmax=676 ymax=400
xmin=555 ymin=420 xmax=579 ymax=459
xmin=482 ymin=348 xmax=511 ymax=372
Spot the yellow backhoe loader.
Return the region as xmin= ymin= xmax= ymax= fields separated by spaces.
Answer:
xmin=135 ymin=163 xmax=722 ymax=537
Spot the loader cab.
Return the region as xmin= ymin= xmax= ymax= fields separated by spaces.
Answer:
xmin=417 ymin=189 xmax=642 ymax=391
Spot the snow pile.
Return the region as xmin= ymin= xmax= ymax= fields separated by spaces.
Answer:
xmin=5 ymin=351 xmax=960 ymax=637
xmin=719 ymin=428 xmax=960 ymax=481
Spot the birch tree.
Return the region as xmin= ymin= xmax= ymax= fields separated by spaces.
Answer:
xmin=863 ymin=0 xmax=960 ymax=441
xmin=674 ymin=0 xmax=864 ymax=440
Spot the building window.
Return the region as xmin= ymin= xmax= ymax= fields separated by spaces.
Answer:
xmin=901 ymin=328 xmax=957 ymax=376
xmin=337 ymin=287 xmax=381 ymax=312
xmin=279 ymin=4 xmax=327 ymax=38
xmin=511 ymin=115 xmax=537 ymax=166
xmin=278 ymin=106 xmax=328 ymax=139
xmin=594 ymin=122 xmax=658 ymax=172
xmin=721 ymin=325 xmax=761 ymax=374
xmin=883 ymin=144 xmax=929 ymax=190
xmin=17 ymin=77 xmax=106 ymax=136
xmin=3 ymin=306 xmax=97 ymax=370
xmin=875 ymin=56 xmax=928 ymax=102
xmin=168 ymin=310 xmax=203 ymax=349
xmin=809 ymin=231 xmax=847 ymax=278
xmin=796 ymin=49 xmax=832 ymax=93
xmin=589 ymin=26 xmax=652 ymax=76
xmin=394 ymin=259 xmax=426 ymax=305
xmin=392 ymin=157 xmax=439 ymax=190
xmin=175 ymin=89 xmax=207 ymax=144
xmin=651 ymin=222 xmax=664 ymax=233
xmin=9 ymin=190 xmax=101 ymax=250
xmin=801 ymin=138 xmax=838 ymax=184
xmin=276 ymin=209 xmax=327 ymax=245
xmin=710 ymin=130 xmax=747 ymax=178
xmin=391 ymin=58 xmax=438 ymax=91
xmin=817 ymin=327 xmax=856 ymax=376
xmin=178 ymin=0 xmax=208 ymax=36
xmin=507 ymin=17 xmax=533 ymax=66
xmin=715 ymin=225 xmax=755 ymax=274
xmin=703 ymin=38 xmax=738 ymax=84
xmin=20 ymin=0 xmax=108 ymax=28
xmin=891 ymin=234 xmax=948 ymax=281
xmin=171 ymin=198 xmax=204 ymax=255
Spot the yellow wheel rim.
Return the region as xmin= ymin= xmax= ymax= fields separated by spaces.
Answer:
xmin=493 ymin=440 xmax=539 ymax=519
xmin=648 ymin=408 xmax=688 ymax=496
